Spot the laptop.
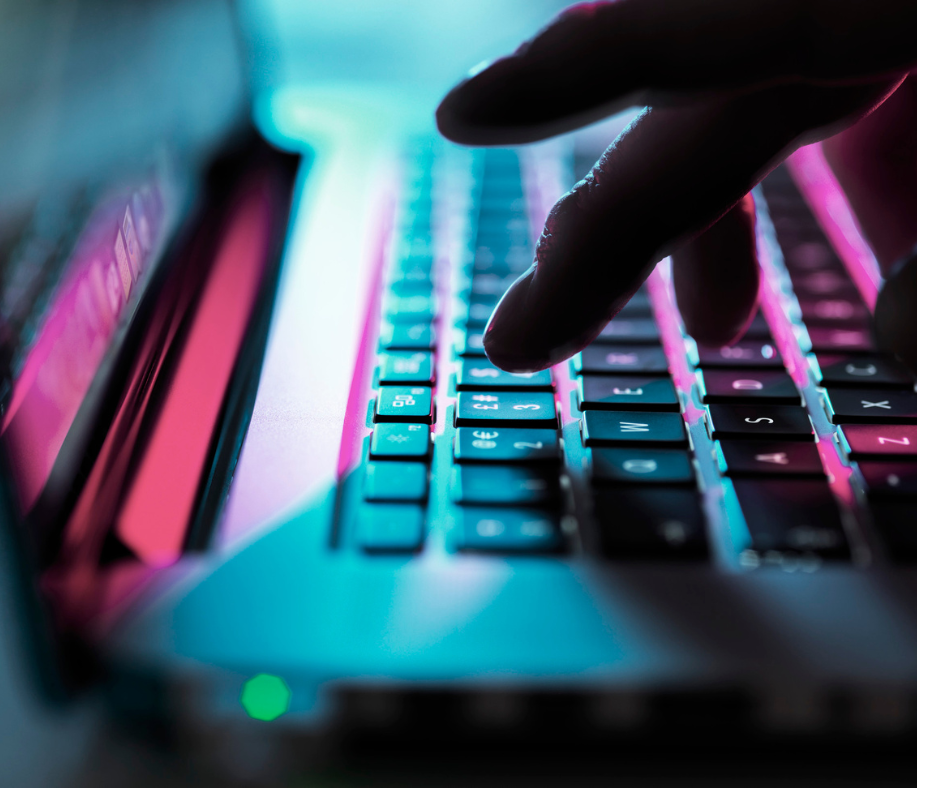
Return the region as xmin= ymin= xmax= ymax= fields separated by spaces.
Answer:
xmin=0 ymin=1 xmax=915 ymax=784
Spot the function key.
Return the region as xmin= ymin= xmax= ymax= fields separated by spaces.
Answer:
xmin=363 ymin=462 xmax=429 ymax=502
xmin=836 ymin=424 xmax=916 ymax=459
xmin=823 ymin=389 xmax=916 ymax=424
xmin=593 ymin=488 xmax=709 ymax=560
xmin=457 ymin=358 xmax=553 ymax=390
xmin=814 ymin=354 xmax=915 ymax=389
xmin=799 ymin=297 xmax=870 ymax=326
xmin=454 ymin=328 xmax=486 ymax=357
xmin=370 ymin=423 xmax=431 ymax=460
xmin=697 ymin=368 xmax=801 ymax=405
xmin=379 ymin=352 xmax=435 ymax=385
xmin=590 ymin=447 xmax=695 ymax=485
xmin=357 ymin=504 xmax=424 ymax=552
xmin=594 ymin=318 xmax=661 ymax=344
xmin=455 ymin=391 xmax=557 ymax=429
xmin=581 ymin=410 xmax=687 ymax=447
xmin=454 ymin=465 xmax=561 ymax=506
xmin=380 ymin=322 xmax=436 ymax=351
xmin=578 ymin=375 xmax=679 ymax=411
xmin=374 ymin=386 xmax=433 ymax=424
xmin=459 ymin=508 xmax=563 ymax=553
xmin=733 ymin=479 xmax=849 ymax=559
xmin=574 ymin=344 xmax=669 ymax=375
xmin=715 ymin=440 xmax=826 ymax=478
xmin=453 ymin=427 xmax=559 ymax=464
xmin=857 ymin=462 xmax=916 ymax=498
xmin=806 ymin=325 xmax=875 ymax=354
xmin=706 ymin=404 xmax=814 ymax=441
xmin=694 ymin=340 xmax=784 ymax=369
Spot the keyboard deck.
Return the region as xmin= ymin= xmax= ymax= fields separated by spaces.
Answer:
xmin=336 ymin=146 xmax=916 ymax=568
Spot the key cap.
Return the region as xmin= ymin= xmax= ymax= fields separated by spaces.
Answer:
xmin=463 ymin=295 xmax=497 ymax=327
xmin=379 ymin=352 xmax=435 ymax=385
xmin=388 ymin=264 xmax=432 ymax=289
xmin=593 ymin=488 xmax=709 ymax=560
xmin=799 ymin=297 xmax=870 ymax=326
xmin=698 ymin=369 xmax=801 ymax=404
xmin=594 ymin=318 xmax=661 ymax=344
xmin=716 ymin=440 xmax=826 ymax=478
xmin=455 ymin=391 xmax=557 ymax=428
xmin=384 ymin=293 xmax=436 ymax=324
xmin=374 ymin=386 xmax=433 ymax=424
xmin=573 ymin=344 xmax=669 ymax=375
xmin=454 ymin=465 xmax=561 ymax=506
xmin=823 ymin=389 xmax=916 ymax=424
xmin=857 ymin=462 xmax=916 ymax=498
xmin=581 ymin=410 xmax=687 ymax=447
xmin=694 ymin=340 xmax=784 ymax=369
xmin=807 ymin=325 xmax=875 ymax=354
xmin=388 ymin=278 xmax=434 ymax=297
xmin=454 ymin=329 xmax=486 ymax=357
xmin=357 ymin=504 xmax=424 ymax=552
xmin=380 ymin=322 xmax=436 ymax=351
xmin=707 ymin=404 xmax=815 ymax=441
xmin=590 ymin=447 xmax=694 ymax=485
xmin=782 ymin=239 xmax=843 ymax=273
xmin=457 ymin=359 xmax=553 ymax=390
xmin=471 ymin=273 xmax=515 ymax=297
xmin=370 ymin=423 xmax=431 ymax=460
xmin=733 ymin=479 xmax=849 ymax=558
xmin=868 ymin=499 xmax=916 ymax=563
xmin=791 ymin=271 xmax=859 ymax=298
xmin=836 ymin=424 xmax=917 ymax=459
xmin=460 ymin=509 xmax=563 ymax=553
xmin=474 ymin=245 xmax=531 ymax=276
xmin=578 ymin=375 xmax=679 ymax=411
xmin=814 ymin=354 xmax=915 ymax=389
xmin=363 ymin=462 xmax=428 ymax=502
xmin=453 ymin=427 xmax=559 ymax=463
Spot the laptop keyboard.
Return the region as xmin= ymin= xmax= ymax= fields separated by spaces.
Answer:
xmin=344 ymin=147 xmax=915 ymax=568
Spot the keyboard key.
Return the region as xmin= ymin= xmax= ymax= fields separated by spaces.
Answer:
xmin=799 ymin=297 xmax=870 ymax=326
xmin=823 ymin=389 xmax=916 ymax=424
xmin=574 ymin=344 xmax=669 ymax=375
xmin=380 ymin=322 xmax=436 ymax=351
xmin=363 ymin=462 xmax=428 ymax=502
xmin=807 ymin=325 xmax=875 ymax=353
xmin=581 ymin=410 xmax=687 ymax=447
xmin=694 ymin=340 xmax=784 ymax=369
xmin=590 ymin=447 xmax=694 ymax=485
xmin=593 ymin=488 xmax=708 ymax=560
xmin=471 ymin=273 xmax=515 ymax=297
xmin=455 ymin=391 xmax=557 ymax=428
xmin=358 ymin=504 xmax=424 ymax=552
xmin=836 ymin=424 xmax=916 ymax=459
xmin=453 ymin=427 xmax=559 ymax=463
xmin=733 ymin=479 xmax=849 ymax=558
xmin=578 ymin=375 xmax=679 ymax=411
xmin=791 ymin=271 xmax=859 ymax=298
xmin=707 ymin=404 xmax=814 ymax=441
xmin=374 ymin=386 xmax=433 ymax=423
xmin=384 ymin=293 xmax=436 ymax=323
xmin=814 ymin=354 xmax=915 ymax=389
xmin=614 ymin=291 xmax=652 ymax=317
xmin=741 ymin=312 xmax=773 ymax=339
xmin=716 ymin=440 xmax=826 ymax=477
xmin=454 ymin=329 xmax=486 ymax=357
xmin=460 ymin=509 xmax=562 ymax=553
xmin=379 ymin=352 xmax=435 ymax=385
xmin=868 ymin=499 xmax=916 ymax=563
xmin=463 ymin=296 xmax=497 ymax=327
xmin=370 ymin=423 xmax=431 ymax=460
xmin=698 ymin=369 xmax=801 ymax=404
xmin=857 ymin=462 xmax=916 ymax=498
xmin=782 ymin=239 xmax=843 ymax=273
xmin=457 ymin=358 xmax=553 ymax=390
xmin=594 ymin=318 xmax=661 ymax=344
xmin=454 ymin=466 xmax=560 ymax=506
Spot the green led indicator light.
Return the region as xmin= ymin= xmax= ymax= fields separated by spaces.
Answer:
xmin=240 ymin=673 xmax=291 ymax=721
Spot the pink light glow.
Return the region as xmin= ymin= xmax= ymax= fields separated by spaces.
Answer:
xmin=114 ymin=181 xmax=272 ymax=566
xmin=786 ymin=144 xmax=882 ymax=310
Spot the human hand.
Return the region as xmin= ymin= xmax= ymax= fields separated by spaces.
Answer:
xmin=436 ymin=0 xmax=915 ymax=372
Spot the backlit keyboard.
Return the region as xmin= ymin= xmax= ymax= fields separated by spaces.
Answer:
xmin=338 ymin=146 xmax=916 ymax=568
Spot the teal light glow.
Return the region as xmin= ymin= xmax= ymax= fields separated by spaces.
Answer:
xmin=240 ymin=673 xmax=291 ymax=721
